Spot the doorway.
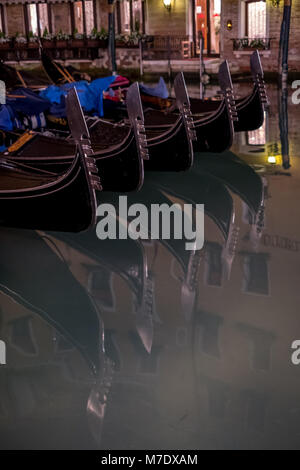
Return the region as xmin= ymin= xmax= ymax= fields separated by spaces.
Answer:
xmin=193 ymin=0 xmax=221 ymax=56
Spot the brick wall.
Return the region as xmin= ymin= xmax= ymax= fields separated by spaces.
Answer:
xmin=96 ymin=0 xmax=109 ymax=31
xmin=52 ymin=3 xmax=72 ymax=34
xmin=146 ymin=0 xmax=187 ymax=35
xmin=6 ymin=5 xmax=25 ymax=36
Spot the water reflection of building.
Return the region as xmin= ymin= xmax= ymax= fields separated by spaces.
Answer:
xmin=0 ymin=292 xmax=97 ymax=449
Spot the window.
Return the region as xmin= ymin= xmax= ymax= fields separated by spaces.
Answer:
xmin=204 ymin=242 xmax=223 ymax=287
xmin=118 ymin=0 xmax=144 ymax=34
xmin=122 ymin=0 xmax=132 ymax=33
xmin=84 ymin=0 xmax=95 ymax=35
xmin=27 ymin=3 xmax=50 ymax=37
xmin=38 ymin=3 xmax=49 ymax=36
xmin=0 ymin=5 xmax=4 ymax=33
xmin=133 ymin=0 xmax=142 ymax=32
xmin=246 ymin=0 xmax=267 ymax=38
xmin=72 ymin=0 xmax=95 ymax=35
xmin=28 ymin=4 xmax=38 ymax=35
xmin=242 ymin=253 xmax=270 ymax=295
xmin=74 ymin=1 xmax=84 ymax=34
xmin=247 ymin=125 xmax=266 ymax=146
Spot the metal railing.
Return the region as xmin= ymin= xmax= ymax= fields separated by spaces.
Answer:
xmin=0 ymin=38 xmax=107 ymax=62
xmin=141 ymin=35 xmax=192 ymax=60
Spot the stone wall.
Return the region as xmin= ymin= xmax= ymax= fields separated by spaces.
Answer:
xmin=91 ymin=47 xmax=140 ymax=70
xmin=221 ymin=0 xmax=300 ymax=74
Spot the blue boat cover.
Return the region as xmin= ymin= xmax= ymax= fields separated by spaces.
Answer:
xmin=0 ymin=105 xmax=14 ymax=131
xmin=6 ymin=88 xmax=51 ymax=116
xmin=139 ymin=77 xmax=169 ymax=99
xmin=39 ymin=76 xmax=117 ymax=117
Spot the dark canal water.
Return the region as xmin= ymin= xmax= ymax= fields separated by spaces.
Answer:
xmin=0 ymin=81 xmax=300 ymax=450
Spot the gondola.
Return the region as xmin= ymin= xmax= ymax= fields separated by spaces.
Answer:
xmin=41 ymin=51 xmax=76 ymax=84
xmin=142 ymin=60 xmax=237 ymax=154
xmin=0 ymin=87 xmax=100 ymax=232
xmin=2 ymin=82 xmax=147 ymax=192
xmin=3 ymin=72 xmax=195 ymax=175
xmin=41 ymin=52 xmax=196 ymax=168
xmin=189 ymin=50 xmax=268 ymax=133
xmin=88 ymin=72 xmax=196 ymax=171
xmin=144 ymin=51 xmax=268 ymax=149
xmin=0 ymin=59 xmax=51 ymax=89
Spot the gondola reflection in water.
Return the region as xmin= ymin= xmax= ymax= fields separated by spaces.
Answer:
xmin=0 ymin=150 xmax=266 ymax=448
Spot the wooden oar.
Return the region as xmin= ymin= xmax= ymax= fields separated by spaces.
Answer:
xmin=7 ymin=94 xmax=27 ymax=99
xmin=53 ymin=61 xmax=75 ymax=84
xmin=16 ymin=70 xmax=27 ymax=88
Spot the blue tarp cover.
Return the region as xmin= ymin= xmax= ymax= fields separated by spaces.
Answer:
xmin=139 ymin=77 xmax=169 ymax=99
xmin=6 ymin=88 xmax=51 ymax=116
xmin=39 ymin=76 xmax=117 ymax=118
xmin=0 ymin=105 xmax=14 ymax=131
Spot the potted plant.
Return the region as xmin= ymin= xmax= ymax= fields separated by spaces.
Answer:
xmin=14 ymin=32 xmax=27 ymax=48
xmin=28 ymin=31 xmax=39 ymax=48
xmin=98 ymin=27 xmax=109 ymax=48
xmin=41 ymin=27 xmax=54 ymax=48
xmin=250 ymin=38 xmax=268 ymax=50
xmin=116 ymin=34 xmax=128 ymax=48
xmin=86 ymin=27 xmax=102 ymax=47
xmin=116 ymin=30 xmax=143 ymax=48
xmin=71 ymin=28 xmax=85 ymax=48
xmin=55 ymin=30 xmax=69 ymax=48
xmin=0 ymin=32 xmax=11 ymax=49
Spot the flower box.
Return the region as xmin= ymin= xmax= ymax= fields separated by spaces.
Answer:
xmin=116 ymin=41 xmax=139 ymax=48
xmin=28 ymin=41 xmax=39 ymax=49
xmin=56 ymin=40 xmax=68 ymax=48
xmin=0 ymin=42 xmax=11 ymax=50
xmin=15 ymin=41 xmax=27 ymax=49
xmin=70 ymin=39 xmax=85 ymax=48
xmin=42 ymin=39 xmax=55 ymax=48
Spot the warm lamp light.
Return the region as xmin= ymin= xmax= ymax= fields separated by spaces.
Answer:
xmin=268 ymin=156 xmax=277 ymax=164
xmin=163 ymin=0 xmax=172 ymax=11
xmin=227 ymin=19 xmax=233 ymax=31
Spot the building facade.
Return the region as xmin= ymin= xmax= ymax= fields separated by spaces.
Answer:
xmin=0 ymin=0 xmax=299 ymax=73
